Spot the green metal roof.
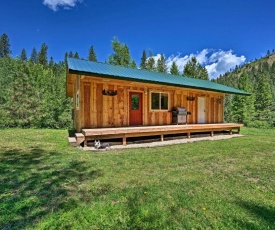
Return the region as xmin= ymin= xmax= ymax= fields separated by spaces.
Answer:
xmin=67 ymin=58 xmax=250 ymax=95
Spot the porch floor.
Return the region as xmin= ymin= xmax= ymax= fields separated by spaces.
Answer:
xmin=81 ymin=123 xmax=243 ymax=146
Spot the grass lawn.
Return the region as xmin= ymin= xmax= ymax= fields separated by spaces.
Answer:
xmin=0 ymin=128 xmax=274 ymax=229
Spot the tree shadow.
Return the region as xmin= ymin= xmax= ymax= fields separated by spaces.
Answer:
xmin=0 ymin=147 xmax=102 ymax=229
xmin=234 ymin=199 xmax=275 ymax=229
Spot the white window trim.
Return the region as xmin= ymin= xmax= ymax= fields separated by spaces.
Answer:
xmin=150 ymin=91 xmax=169 ymax=111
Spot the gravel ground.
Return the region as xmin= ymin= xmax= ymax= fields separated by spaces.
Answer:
xmin=81 ymin=133 xmax=244 ymax=152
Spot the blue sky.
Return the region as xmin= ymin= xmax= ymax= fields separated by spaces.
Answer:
xmin=1 ymin=0 xmax=275 ymax=78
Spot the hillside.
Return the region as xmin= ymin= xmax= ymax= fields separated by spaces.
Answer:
xmin=215 ymin=54 xmax=275 ymax=86
xmin=214 ymin=54 xmax=275 ymax=127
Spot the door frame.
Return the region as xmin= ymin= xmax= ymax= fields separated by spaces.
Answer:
xmin=197 ymin=97 xmax=206 ymax=124
xmin=128 ymin=91 xmax=144 ymax=126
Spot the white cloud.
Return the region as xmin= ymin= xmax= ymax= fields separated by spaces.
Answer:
xmin=151 ymin=54 xmax=162 ymax=63
xmin=166 ymin=53 xmax=190 ymax=73
xmin=206 ymin=50 xmax=246 ymax=79
xmin=43 ymin=0 xmax=82 ymax=11
xmin=195 ymin=49 xmax=209 ymax=65
xmin=158 ymin=49 xmax=246 ymax=79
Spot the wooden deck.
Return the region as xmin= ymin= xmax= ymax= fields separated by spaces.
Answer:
xmin=79 ymin=123 xmax=243 ymax=146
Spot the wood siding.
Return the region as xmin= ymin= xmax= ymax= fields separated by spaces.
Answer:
xmin=72 ymin=75 xmax=225 ymax=132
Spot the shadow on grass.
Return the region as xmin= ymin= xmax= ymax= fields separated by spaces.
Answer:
xmin=0 ymin=148 xmax=102 ymax=229
xmin=235 ymin=199 xmax=275 ymax=229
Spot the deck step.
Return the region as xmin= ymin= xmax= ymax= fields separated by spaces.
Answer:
xmin=68 ymin=133 xmax=85 ymax=146
xmin=68 ymin=137 xmax=77 ymax=146
xmin=76 ymin=133 xmax=85 ymax=145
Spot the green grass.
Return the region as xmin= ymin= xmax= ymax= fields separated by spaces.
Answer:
xmin=0 ymin=128 xmax=274 ymax=229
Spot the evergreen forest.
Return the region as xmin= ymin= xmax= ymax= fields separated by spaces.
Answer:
xmin=0 ymin=33 xmax=274 ymax=129
xmin=215 ymin=53 xmax=275 ymax=128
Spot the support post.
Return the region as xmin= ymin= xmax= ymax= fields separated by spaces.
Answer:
xmin=187 ymin=132 xmax=191 ymax=139
xmin=210 ymin=131 xmax=214 ymax=137
xmin=229 ymin=130 xmax=232 ymax=135
xmin=160 ymin=135 xmax=164 ymax=142
xmin=122 ymin=135 xmax=127 ymax=146
xmin=238 ymin=128 xmax=240 ymax=134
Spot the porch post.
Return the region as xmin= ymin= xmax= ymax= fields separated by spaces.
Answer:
xmin=122 ymin=134 xmax=127 ymax=145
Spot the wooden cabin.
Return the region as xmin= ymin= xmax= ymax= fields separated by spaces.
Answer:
xmin=66 ymin=58 xmax=250 ymax=146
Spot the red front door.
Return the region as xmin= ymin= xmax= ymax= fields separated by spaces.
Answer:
xmin=129 ymin=92 xmax=143 ymax=126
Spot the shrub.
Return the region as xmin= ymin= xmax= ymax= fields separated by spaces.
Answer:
xmin=247 ymin=120 xmax=272 ymax=129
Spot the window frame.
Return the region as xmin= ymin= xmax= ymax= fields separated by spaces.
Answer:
xmin=150 ymin=91 xmax=169 ymax=111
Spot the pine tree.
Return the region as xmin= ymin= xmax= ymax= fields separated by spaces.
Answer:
xmin=20 ymin=48 xmax=27 ymax=62
xmin=0 ymin=56 xmax=72 ymax=128
xmin=0 ymin=33 xmax=11 ymax=58
xmin=140 ymin=50 xmax=147 ymax=69
xmin=224 ymin=94 xmax=233 ymax=123
xmin=88 ymin=45 xmax=97 ymax=61
xmin=108 ymin=37 xmax=135 ymax=67
xmin=6 ymin=61 xmax=39 ymax=127
xmin=270 ymin=62 xmax=275 ymax=85
xmin=183 ymin=57 xmax=209 ymax=80
xmin=157 ymin=54 xmax=167 ymax=73
xmin=170 ymin=61 xmax=180 ymax=75
xmin=197 ymin=65 xmax=209 ymax=80
xmin=49 ymin=56 xmax=54 ymax=69
xmin=231 ymin=72 xmax=255 ymax=125
xmin=255 ymin=74 xmax=273 ymax=125
xmin=262 ymin=61 xmax=269 ymax=74
xmin=146 ymin=57 xmax=155 ymax=71
xmin=64 ymin=52 xmax=68 ymax=65
xmin=68 ymin=51 xmax=74 ymax=58
xmin=30 ymin=47 xmax=38 ymax=63
xmin=74 ymin=52 xmax=79 ymax=59
xmin=183 ymin=57 xmax=196 ymax=77
xmin=130 ymin=60 xmax=137 ymax=68
xmin=38 ymin=43 xmax=48 ymax=67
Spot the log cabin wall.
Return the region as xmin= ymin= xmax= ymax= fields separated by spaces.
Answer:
xmin=73 ymin=74 xmax=81 ymax=132
xmin=73 ymin=75 xmax=224 ymax=132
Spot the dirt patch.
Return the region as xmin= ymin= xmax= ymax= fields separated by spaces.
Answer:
xmin=246 ymin=178 xmax=260 ymax=183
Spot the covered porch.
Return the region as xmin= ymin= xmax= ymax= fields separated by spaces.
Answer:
xmin=70 ymin=123 xmax=243 ymax=147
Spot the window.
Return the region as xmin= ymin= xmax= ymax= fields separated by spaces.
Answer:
xmin=131 ymin=94 xmax=140 ymax=110
xmin=151 ymin=92 xmax=169 ymax=110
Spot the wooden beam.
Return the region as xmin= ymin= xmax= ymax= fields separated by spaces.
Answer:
xmin=122 ymin=134 xmax=127 ymax=146
xmin=79 ymin=123 xmax=243 ymax=146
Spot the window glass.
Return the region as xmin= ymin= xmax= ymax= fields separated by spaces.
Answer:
xmin=161 ymin=93 xmax=168 ymax=110
xmin=151 ymin=93 xmax=160 ymax=110
xmin=151 ymin=92 xmax=169 ymax=110
xmin=131 ymin=94 xmax=139 ymax=110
